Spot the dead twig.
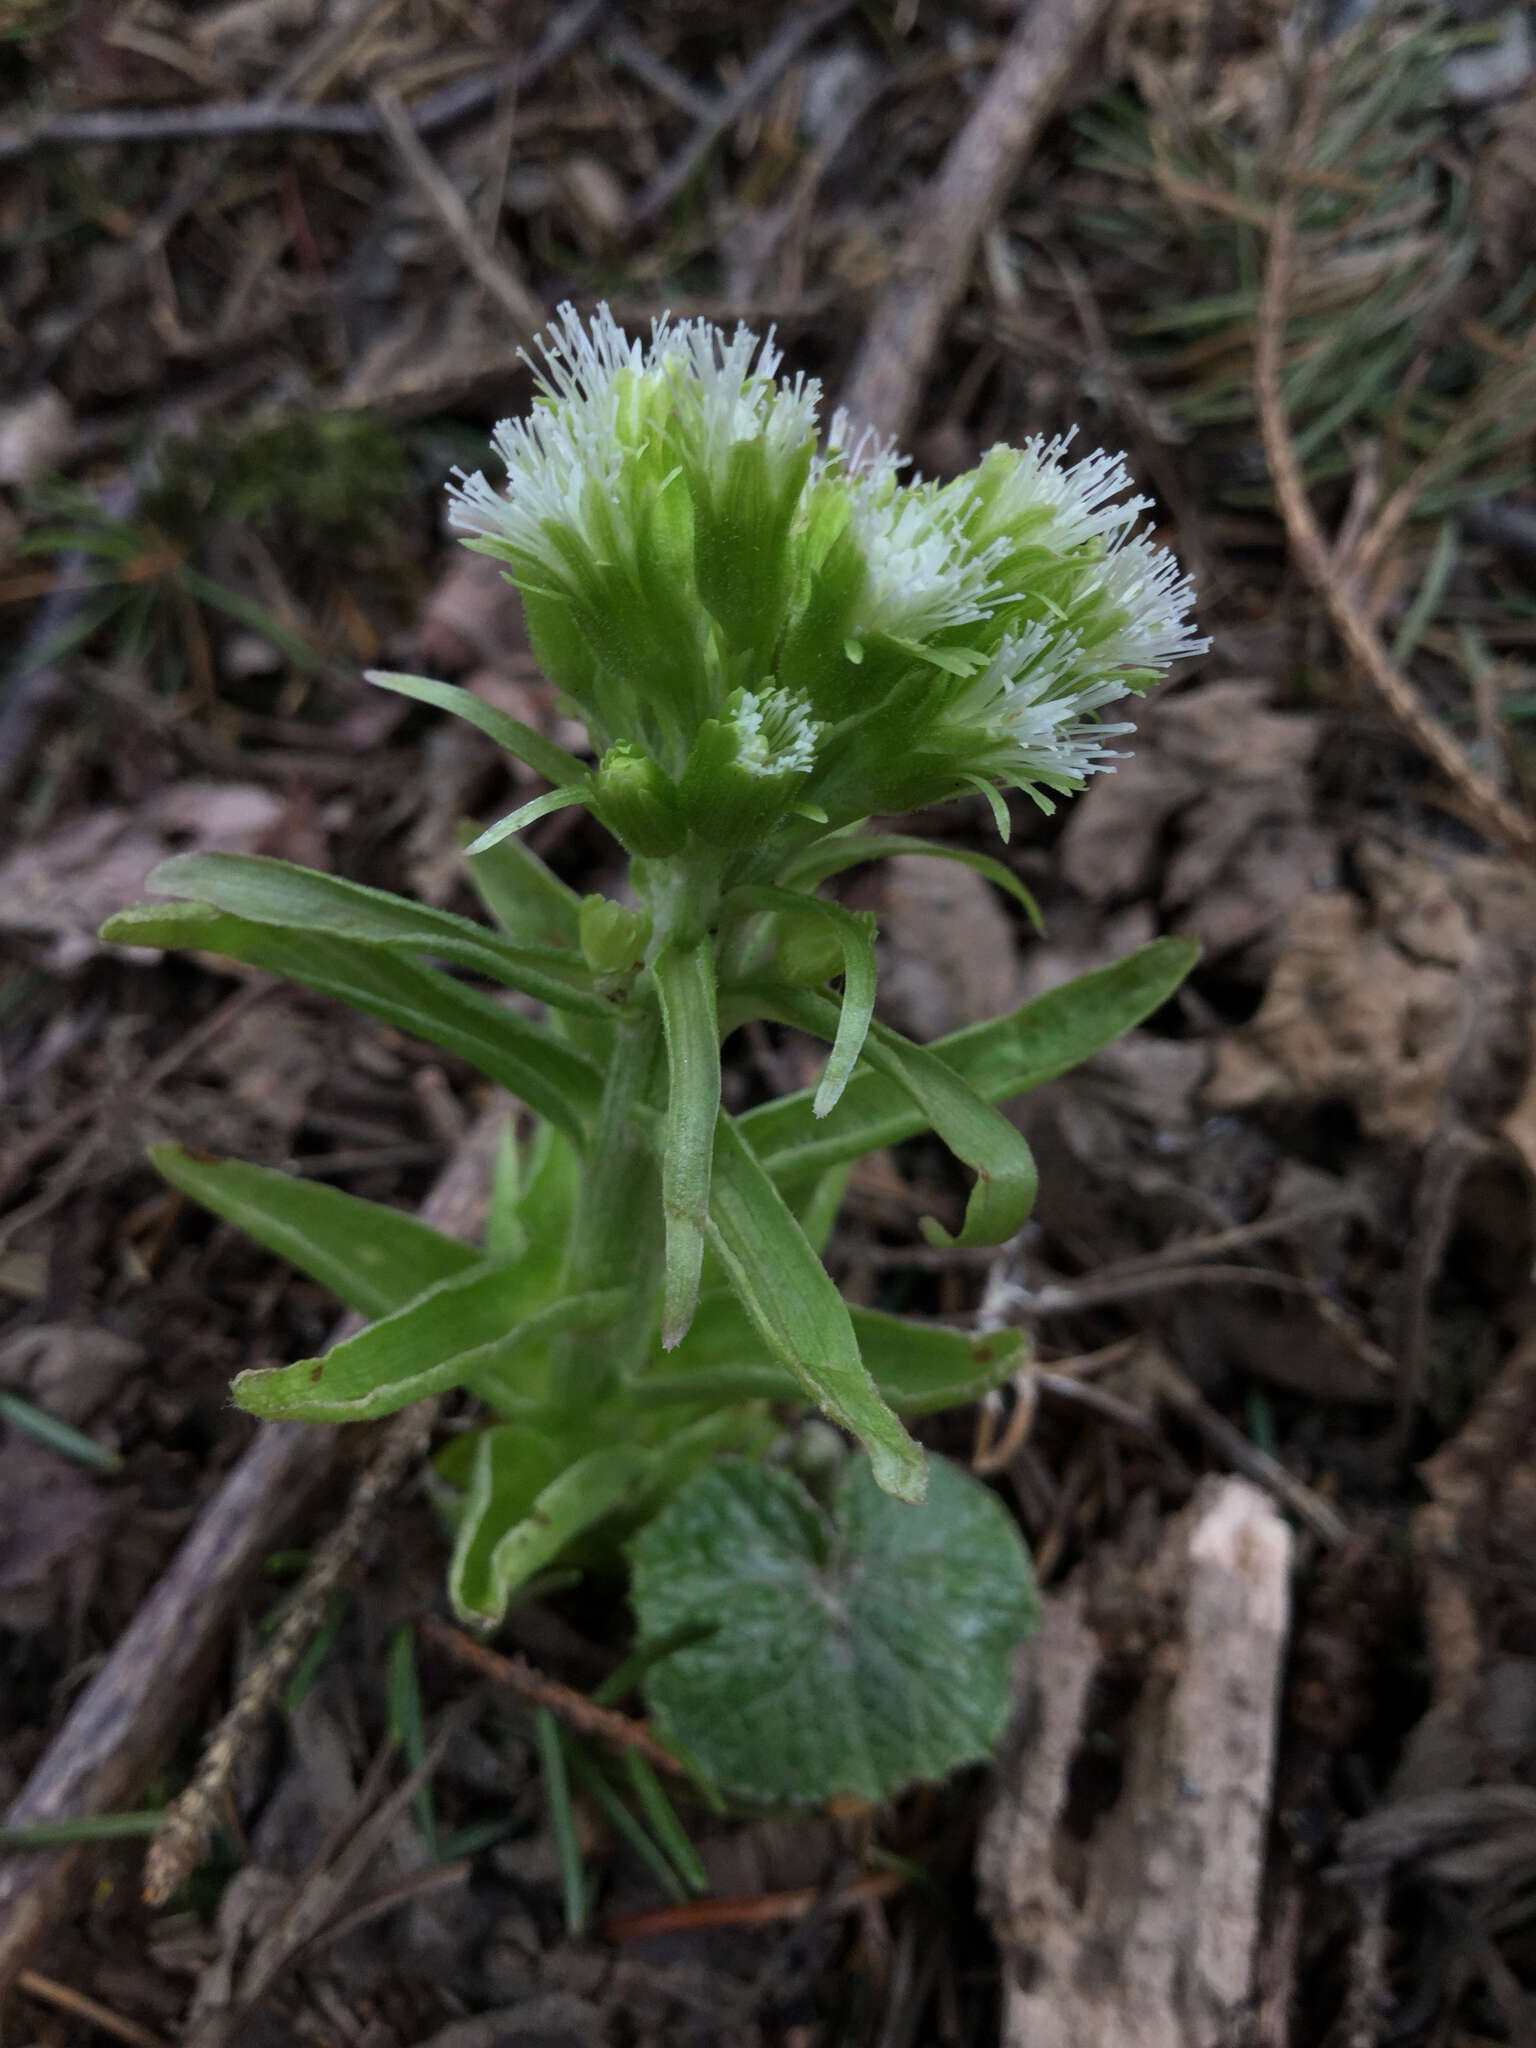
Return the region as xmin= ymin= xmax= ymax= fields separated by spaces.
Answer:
xmin=370 ymin=87 xmax=543 ymax=337
xmin=839 ymin=0 xmax=1113 ymax=443
xmin=141 ymin=1398 xmax=441 ymax=1906
xmin=416 ymin=1613 xmax=686 ymax=1779
xmin=1144 ymin=1348 xmax=1349 ymax=1547
xmin=628 ymin=0 xmax=853 ymax=229
xmin=15 ymin=1970 xmax=170 ymax=2048
xmin=0 ymin=0 xmax=605 ymax=165
xmin=0 ymin=1105 xmax=507 ymax=2000
xmin=603 ymin=1869 xmax=905 ymax=1941
xmin=1254 ymin=60 xmax=1536 ymax=858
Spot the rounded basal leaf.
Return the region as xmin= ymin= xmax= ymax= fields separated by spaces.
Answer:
xmin=629 ymin=1455 xmax=1038 ymax=1804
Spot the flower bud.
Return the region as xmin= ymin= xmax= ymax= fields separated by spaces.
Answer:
xmin=579 ymin=895 xmax=651 ymax=975
xmin=592 ymin=744 xmax=687 ymax=858
xmin=676 ymin=687 xmax=823 ymax=849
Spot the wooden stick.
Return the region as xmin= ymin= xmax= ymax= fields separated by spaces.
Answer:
xmin=838 ymin=0 xmax=1113 ymax=444
xmin=0 ymin=1104 xmax=507 ymax=2000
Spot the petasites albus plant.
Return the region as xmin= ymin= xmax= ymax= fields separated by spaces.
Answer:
xmin=106 ymin=306 xmax=1202 ymax=1802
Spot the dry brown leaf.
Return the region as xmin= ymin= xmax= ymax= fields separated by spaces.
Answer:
xmin=1206 ymin=839 xmax=1536 ymax=1146
xmin=1059 ymin=679 xmax=1328 ymax=969
xmin=873 ymin=852 xmax=1021 ymax=1040
xmin=0 ymin=782 xmax=286 ymax=971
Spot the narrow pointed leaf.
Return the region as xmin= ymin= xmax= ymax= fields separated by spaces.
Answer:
xmin=232 ymin=1250 xmax=626 ymax=1421
xmin=775 ymin=833 xmax=1041 ymax=930
xmin=467 ymin=782 xmax=590 ymax=855
xmin=752 ymin=986 xmax=1037 ymax=1248
xmin=99 ymin=903 xmax=602 ymax=1142
xmin=740 ymin=937 xmax=1199 ymax=1190
xmin=630 ymin=1287 xmax=1024 ymax=1416
xmin=150 ymin=1144 xmax=478 ymax=1319
xmin=367 ymin=670 xmax=589 ymax=788
xmin=653 ymin=938 xmax=720 ymax=1347
xmin=725 ymin=885 xmax=875 ymax=1116
xmin=708 ymin=1115 xmax=924 ymax=1504
xmin=462 ymin=827 xmax=582 ymax=946
xmin=453 ymin=1438 xmax=653 ymax=1622
xmin=147 ymin=852 xmax=609 ymax=1016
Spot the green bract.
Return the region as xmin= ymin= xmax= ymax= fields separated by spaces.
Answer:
xmin=448 ymin=303 xmax=1204 ymax=843
xmin=106 ymin=305 xmax=1204 ymax=1807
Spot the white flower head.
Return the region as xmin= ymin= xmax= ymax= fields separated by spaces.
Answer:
xmin=669 ymin=320 xmax=821 ymax=486
xmin=446 ymin=302 xmax=680 ymax=570
xmin=953 ymin=626 xmax=1137 ymax=789
xmin=1079 ymin=530 xmax=1208 ymax=673
xmin=730 ymin=686 xmax=822 ymax=778
xmin=845 ymin=475 xmax=1011 ymax=644
xmin=969 ymin=430 xmax=1152 ymax=555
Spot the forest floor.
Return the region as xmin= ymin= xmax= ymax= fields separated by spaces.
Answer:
xmin=4 ymin=2 xmax=1536 ymax=2043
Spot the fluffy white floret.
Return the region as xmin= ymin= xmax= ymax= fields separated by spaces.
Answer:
xmin=671 ymin=320 xmax=820 ymax=479
xmin=731 ymin=687 xmax=822 ymax=777
xmin=953 ymin=627 xmax=1137 ymax=786
xmin=845 ymin=479 xmax=1011 ymax=642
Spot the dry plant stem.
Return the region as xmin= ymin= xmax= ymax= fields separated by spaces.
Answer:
xmin=370 ymin=87 xmax=543 ymax=335
xmin=15 ymin=1970 xmax=170 ymax=2048
xmin=0 ymin=1105 xmax=507 ymax=2002
xmin=0 ymin=0 xmax=606 ymax=164
xmin=627 ymin=0 xmax=853 ymax=228
xmin=838 ymin=0 xmax=1113 ymax=443
xmin=603 ymin=1870 xmax=905 ymax=1941
xmin=140 ymin=1399 xmax=439 ymax=1907
xmin=1146 ymin=1349 xmax=1348 ymax=1547
xmin=416 ymin=1614 xmax=686 ymax=1778
xmin=1254 ymin=62 xmax=1536 ymax=859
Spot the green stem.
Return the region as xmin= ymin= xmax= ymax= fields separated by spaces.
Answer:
xmin=551 ymin=1008 xmax=663 ymax=1410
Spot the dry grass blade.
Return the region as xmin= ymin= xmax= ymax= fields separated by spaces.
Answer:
xmin=1254 ymin=60 xmax=1535 ymax=858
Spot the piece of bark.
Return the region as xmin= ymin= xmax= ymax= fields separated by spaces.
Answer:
xmin=0 ymin=1104 xmax=507 ymax=2001
xmin=978 ymin=1477 xmax=1292 ymax=2048
xmin=838 ymin=0 xmax=1112 ymax=444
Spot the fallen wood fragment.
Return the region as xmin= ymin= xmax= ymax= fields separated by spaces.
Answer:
xmin=0 ymin=1103 xmax=507 ymax=2002
xmin=838 ymin=0 xmax=1113 ymax=445
xmin=978 ymin=1477 xmax=1292 ymax=2048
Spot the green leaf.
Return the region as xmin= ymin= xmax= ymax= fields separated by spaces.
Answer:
xmin=466 ymin=783 xmax=591 ymax=855
xmin=707 ymin=1116 xmax=924 ymax=1504
xmin=99 ymin=903 xmax=602 ymax=1143
xmin=754 ymin=986 xmax=1037 ymax=1249
xmin=775 ymin=832 xmax=1042 ymax=930
xmin=366 ymin=670 xmax=590 ymax=790
xmin=742 ymin=937 xmax=1199 ymax=1190
xmin=147 ymin=852 xmax=608 ymax=1018
xmin=150 ymin=1144 xmax=479 ymax=1319
xmin=233 ymin=1260 xmax=624 ymax=1422
xmin=725 ymin=885 xmax=875 ymax=1116
xmin=653 ymin=938 xmax=721 ymax=1348
xmin=452 ymin=1435 xmax=653 ymax=1623
xmin=848 ymin=1310 xmax=1026 ymax=1415
xmin=630 ymin=1290 xmax=1024 ymax=1417
xmin=462 ymin=828 xmax=583 ymax=947
xmin=629 ymin=1455 xmax=1038 ymax=1803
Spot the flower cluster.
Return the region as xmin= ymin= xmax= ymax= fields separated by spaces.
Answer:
xmin=448 ymin=304 xmax=1205 ymax=854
